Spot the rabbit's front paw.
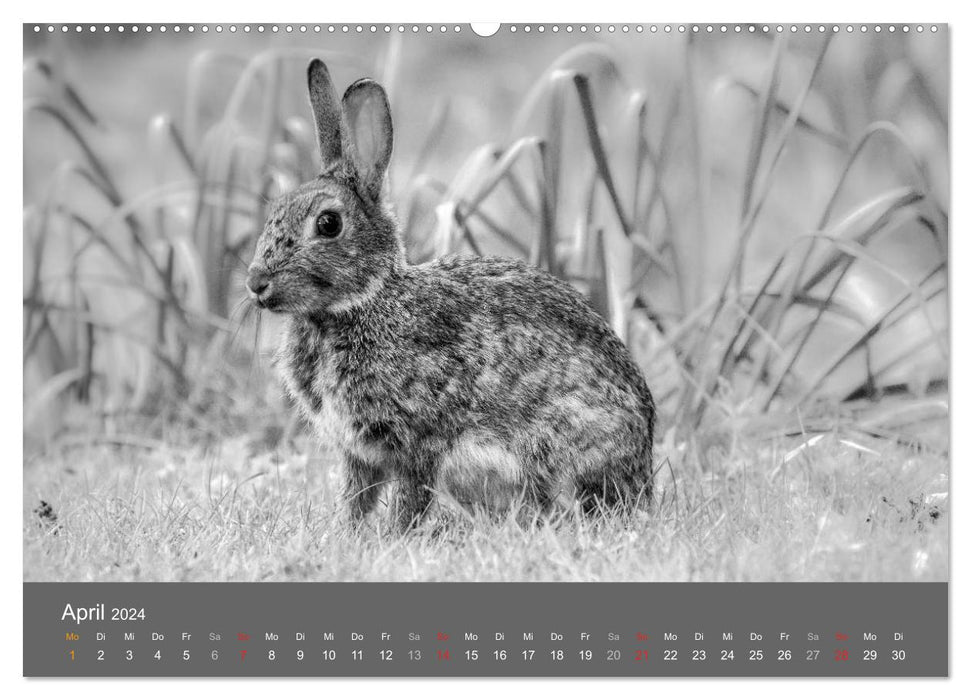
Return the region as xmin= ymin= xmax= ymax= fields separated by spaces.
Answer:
xmin=387 ymin=478 xmax=434 ymax=534
xmin=341 ymin=454 xmax=386 ymax=523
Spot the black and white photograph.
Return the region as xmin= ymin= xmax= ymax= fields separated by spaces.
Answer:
xmin=23 ymin=23 xmax=949 ymax=584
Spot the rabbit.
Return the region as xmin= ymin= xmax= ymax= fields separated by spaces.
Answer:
xmin=246 ymin=59 xmax=656 ymax=532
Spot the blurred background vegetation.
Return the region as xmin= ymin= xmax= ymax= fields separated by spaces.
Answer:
xmin=23 ymin=25 xmax=949 ymax=451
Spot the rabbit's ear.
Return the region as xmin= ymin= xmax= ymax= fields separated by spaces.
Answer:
xmin=341 ymin=79 xmax=393 ymax=201
xmin=307 ymin=59 xmax=343 ymax=166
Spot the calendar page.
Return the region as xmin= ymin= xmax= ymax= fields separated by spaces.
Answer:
xmin=22 ymin=22 xmax=949 ymax=677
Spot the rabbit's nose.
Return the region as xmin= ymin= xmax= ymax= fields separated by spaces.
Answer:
xmin=246 ymin=268 xmax=272 ymax=297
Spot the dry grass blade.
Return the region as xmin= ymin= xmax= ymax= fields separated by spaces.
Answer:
xmin=795 ymin=264 xmax=946 ymax=405
xmin=771 ymin=234 xmax=946 ymax=409
xmin=23 ymin=208 xmax=49 ymax=352
xmin=759 ymin=252 xmax=856 ymax=409
xmin=638 ymin=92 xmax=678 ymax=231
xmin=76 ymin=292 xmax=95 ymax=402
xmin=628 ymin=92 xmax=648 ymax=224
xmin=726 ymin=298 xmax=789 ymax=367
xmin=627 ymin=107 xmax=685 ymax=305
xmin=24 ymin=100 xmax=121 ymax=202
xmin=814 ymin=121 xmax=947 ymax=256
xmin=457 ymin=137 xmax=541 ymax=219
xmin=818 ymin=122 xmax=939 ymax=230
xmin=23 ymin=299 xmax=188 ymax=388
xmin=587 ymin=228 xmax=610 ymax=321
xmin=586 ymin=227 xmax=631 ymax=341
xmin=499 ymin=168 xmax=540 ymax=221
xmin=535 ymin=140 xmax=560 ymax=278
xmin=543 ymin=71 xmax=571 ymax=264
xmin=739 ymin=35 xmax=785 ymax=223
xmin=56 ymin=208 xmax=139 ymax=281
xmin=715 ymin=249 xmax=790 ymax=381
xmin=865 ymin=333 xmax=945 ymax=390
xmin=509 ymin=43 xmax=625 ymax=137
xmin=449 ymin=206 xmax=485 ymax=257
xmin=25 ymin=368 xmax=86 ymax=426
xmin=727 ymin=78 xmax=848 ymax=150
xmin=25 ymin=58 xmax=101 ymax=127
xmin=184 ymin=51 xmax=249 ymax=147
xmin=407 ymin=99 xmax=451 ymax=184
xmin=41 ymin=158 xmax=168 ymax=314
xmin=459 ymin=203 xmax=529 ymax=257
xmin=681 ymin=37 xmax=836 ymax=423
xmin=736 ymin=34 xmax=832 ymax=287
xmin=572 ymin=73 xmax=633 ymax=239
xmin=682 ymin=34 xmax=711 ymax=315
xmin=814 ymin=235 xmax=945 ymax=357
xmin=148 ymin=114 xmax=197 ymax=175
xmin=800 ymin=187 xmax=924 ymax=291
xmin=735 ymin=186 xmax=926 ymax=402
xmin=754 ymin=187 xmax=923 ymax=371
xmin=379 ymin=30 xmax=404 ymax=107
xmin=766 ymin=124 xmax=943 ymax=363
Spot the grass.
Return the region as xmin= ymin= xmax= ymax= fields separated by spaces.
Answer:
xmin=24 ymin=404 xmax=947 ymax=582
xmin=23 ymin=28 xmax=949 ymax=582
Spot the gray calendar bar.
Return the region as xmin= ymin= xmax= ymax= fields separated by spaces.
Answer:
xmin=24 ymin=582 xmax=947 ymax=677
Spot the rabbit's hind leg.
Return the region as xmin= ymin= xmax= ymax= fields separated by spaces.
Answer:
xmin=573 ymin=460 xmax=648 ymax=520
xmin=342 ymin=453 xmax=387 ymax=523
xmin=388 ymin=469 xmax=436 ymax=534
xmin=514 ymin=433 xmax=569 ymax=516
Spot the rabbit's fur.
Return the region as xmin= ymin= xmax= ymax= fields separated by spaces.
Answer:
xmin=247 ymin=60 xmax=656 ymax=532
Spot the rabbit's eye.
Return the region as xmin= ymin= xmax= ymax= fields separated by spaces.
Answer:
xmin=315 ymin=211 xmax=343 ymax=238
